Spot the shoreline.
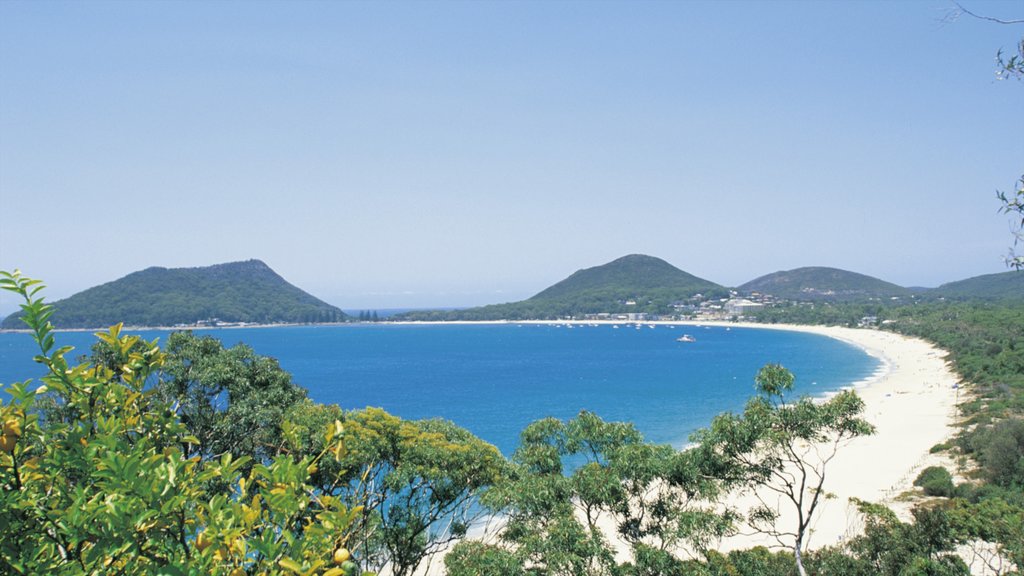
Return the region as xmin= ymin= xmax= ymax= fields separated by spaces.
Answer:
xmin=377 ymin=320 xmax=961 ymax=573
xmin=2 ymin=318 xmax=964 ymax=568
xmin=701 ymin=322 xmax=962 ymax=550
xmin=409 ymin=320 xmax=963 ymax=573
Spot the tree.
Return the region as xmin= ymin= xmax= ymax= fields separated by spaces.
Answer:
xmin=691 ymin=363 xmax=875 ymax=576
xmin=0 ymin=270 xmax=369 ymax=576
xmin=948 ymin=496 xmax=1024 ymax=574
xmin=157 ymin=331 xmax=307 ymax=466
xmin=821 ymin=501 xmax=969 ymax=576
xmin=450 ymin=411 xmax=735 ymax=576
xmin=285 ymin=402 xmax=506 ymax=576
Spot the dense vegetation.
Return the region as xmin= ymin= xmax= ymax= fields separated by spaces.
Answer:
xmin=738 ymin=266 xmax=910 ymax=301
xmin=0 ymin=272 xmax=501 ymax=576
xmin=929 ymin=270 xmax=1024 ymax=301
xmin=755 ymin=297 xmax=1024 ymax=574
xmin=3 ymin=269 xmax=1022 ymax=575
xmin=0 ymin=260 xmax=346 ymax=329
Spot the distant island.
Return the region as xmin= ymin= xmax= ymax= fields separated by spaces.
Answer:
xmin=2 ymin=255 xmax=1020 ymax=330
xmin=0 ymin=260 xmax=346 ymax=329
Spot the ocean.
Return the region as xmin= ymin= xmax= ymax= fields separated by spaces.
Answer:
xmin=0 ymin=323 xmax=879 ymax=455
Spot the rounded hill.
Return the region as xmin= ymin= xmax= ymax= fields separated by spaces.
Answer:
xmin=1 ymin=260 xmax=346 ymax=329
xmin=738 ymin=266 xmax=909 ymax=301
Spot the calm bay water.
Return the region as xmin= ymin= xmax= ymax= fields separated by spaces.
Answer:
xmin=0 ymin=324 xmax=878 ymax=455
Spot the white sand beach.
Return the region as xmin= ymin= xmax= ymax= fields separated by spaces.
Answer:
xmin=405 ymin=321 xmax=964 ymax=575
xmin=695 ymin=323 xmax=962 ymax=552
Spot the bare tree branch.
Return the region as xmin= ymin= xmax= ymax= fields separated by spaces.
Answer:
xmin=952 ymin=1 xmax=1024 ymax=25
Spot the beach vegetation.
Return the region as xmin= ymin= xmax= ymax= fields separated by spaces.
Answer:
xmin=914 ymin=466 xmax=955 ymax=498
xmin=690 ymin=363 xmax=875 ymax=576
xmin=752 ymin=297 xmax=1024 ymax=574
xmin=966 ymin=418 xmax=1024 ymax=488
xmin=447 ymin=410 xmax=737 ymax=575
xmin=805 ymin=503 xmax=969 ymax=576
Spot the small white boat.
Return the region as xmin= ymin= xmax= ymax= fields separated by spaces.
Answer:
xmin=676 ymin=335 xmax=696 ymax=343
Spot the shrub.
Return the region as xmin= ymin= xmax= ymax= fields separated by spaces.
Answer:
xmin=975 ymin=418 xmax=1024 ymax=487
xmin=914 ymin=466 xmax=955 ymax=498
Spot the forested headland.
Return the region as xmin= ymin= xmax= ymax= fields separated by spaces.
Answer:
xmin=0 ymin=260 xmax=346 ymax=330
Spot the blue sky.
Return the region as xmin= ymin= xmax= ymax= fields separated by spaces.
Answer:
xmin=1 ymin=0 xmax=1021 ymax=312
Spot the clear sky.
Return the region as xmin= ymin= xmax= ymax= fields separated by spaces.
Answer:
xmin=1 ymin=1 xmax=1021 ymax=313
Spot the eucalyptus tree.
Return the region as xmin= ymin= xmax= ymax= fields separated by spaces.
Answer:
xmin=157 ymin=331 xmax=306 ymax=465
xmin=285 ymin=402 xmax=507 ymax=576
xmin=448 ymin=411 xmax=737 ymax=576
xmin=691 ymin=363 xmax=875 ymax=576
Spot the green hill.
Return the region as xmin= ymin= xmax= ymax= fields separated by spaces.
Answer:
xmin=737 ymin=266 xmax=909 ymax=301
xmin=1 ymin=260 xmax=347 ymax=329
xmin=398 ymin=254 xmax=728 ymax=320
xmin=931 ymin=271 xmax=1023 ymax=300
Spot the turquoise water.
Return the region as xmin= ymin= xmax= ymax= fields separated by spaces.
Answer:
xmin=0 ymin=324 xmax=879 ymax=455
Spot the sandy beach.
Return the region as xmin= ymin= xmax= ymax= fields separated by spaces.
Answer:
xmin=407 ymin=321 xmax=964 ymax=574
xmin=697 ymin=323 xmax=962 ymax=551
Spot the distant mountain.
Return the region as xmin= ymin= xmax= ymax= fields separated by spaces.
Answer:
xmin=738 ymin=266 xmax=909 ymax=301
xmin=1 ymin=260 xmax=347 ymax=329
xmin=530 ymin=254 xmax=724 ymax=303
xmin=397 ymin=254 xmax=728 ymax=320
xmin=931 ymin=271 xmax=1023 ymax=300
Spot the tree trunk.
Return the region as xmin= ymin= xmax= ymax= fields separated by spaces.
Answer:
xmin=794 ymin=542 xmax=808 ymax=576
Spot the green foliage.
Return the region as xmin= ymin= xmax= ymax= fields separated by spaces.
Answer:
xmin=1 ymin=259 xmax=347 ymax=329
xmin=0 ymin=270 xmax=368 ymax=576
xmin=882 ymin=303 xmax=1024 ymax=418
xmin=444 ymin=541 xmax=525 ymax=576
xmin=932 ymin=270 xmax=1024 ymax=300
xmin=691 ymin=364 xmax=875 ymax=576
xmin=721 ymin=547 xmax=797 ymax=576
xmin=800 ymin=501 xmax=973 ymax=576
xmin=456 ymin=410 xmax=734 ymax=576
xmin=157 ymin=331 xmax=307 ymax=467
xmin=914 ymin=466 xmax=955 ymax=498
xmin=947 ymin=495 xmax=1024 ymax=571
xmin=286 ymin=403 xmax=507 ymax=576
xmin=967 ymin=418 xmax=1024 ymax=488
xmin=825 ymin=504 xmax=969 ymax=576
